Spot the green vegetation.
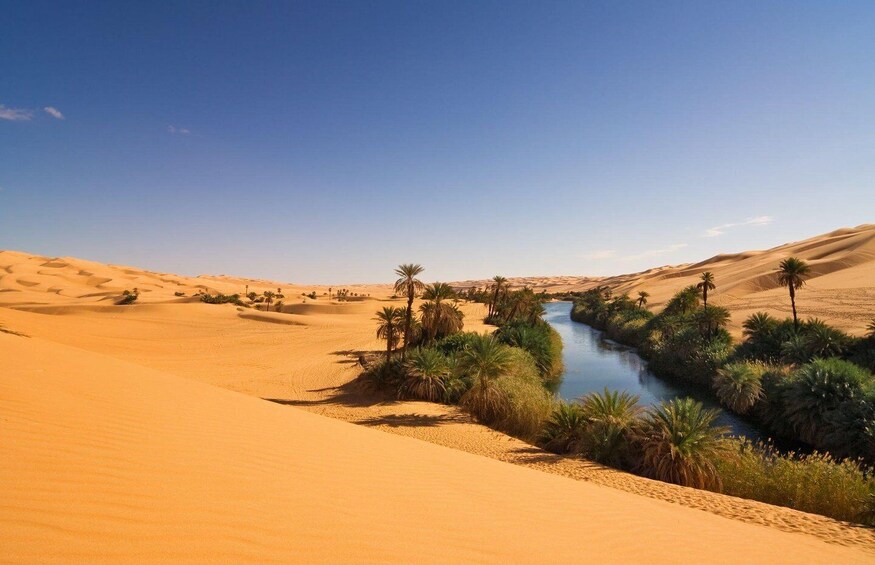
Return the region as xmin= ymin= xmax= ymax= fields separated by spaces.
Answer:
xmin=200 ymin=293 xmax=246 ymax=305
xmin=717 ymin=440 xmax=875 ymax=525
xmin=116 ymin=288 xmax=139 ymax=305
xmin=375 ymin=306 xmax=405 ymax=364
xmin=567 ymin=261 xmax=875 ymax=467
xmin=636 ymin=398 xmax=729 ymax=490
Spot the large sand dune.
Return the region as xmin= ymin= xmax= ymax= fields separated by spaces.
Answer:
xmin=2 ymin=331 xmax=871 ymax=563
xmin=2 ymin=226 xmax=875 ymax=562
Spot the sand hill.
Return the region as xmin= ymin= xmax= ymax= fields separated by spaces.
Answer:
xmin=454 ymin=224 xmax=875 ymax=336
xmin=2 ymin=226 xmax=875 ymax=562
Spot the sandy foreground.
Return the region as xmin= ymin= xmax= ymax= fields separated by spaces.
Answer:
xmin=2 ymin=226 xmax=875 ymax=563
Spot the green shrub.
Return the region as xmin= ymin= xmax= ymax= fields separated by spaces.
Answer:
xmin=782 ymin=358 xmax=872 ymax=446
xmin=494 ymin=321 xmax=563 ymax=381
xmin=635 ymin=398 xmax=730 ymax=490
xmin=540 ymin=402 xmax=589 ymax=454
xmin=398 ymin=348 xmax=449 ymax=402
xmin=578 ymin=389 xmax=641 ymax=467
xmin=713 ymin=362 xmax=765 ymax=414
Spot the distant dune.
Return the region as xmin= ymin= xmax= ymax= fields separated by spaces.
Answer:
xmin=453 ymin=224 xmax=875 ymax=336
xmin=2 ymin=226 xmax=875 ymax=562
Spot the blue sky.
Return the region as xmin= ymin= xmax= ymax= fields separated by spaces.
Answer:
xmin=2 ymin=1 xmax=873 ymax=284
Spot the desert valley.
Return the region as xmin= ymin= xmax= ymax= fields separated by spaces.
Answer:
xmin=2 ymin=224 xmax=875 ymax=562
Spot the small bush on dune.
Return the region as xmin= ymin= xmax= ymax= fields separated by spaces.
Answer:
xmin=117 ymin=288 xmax=139 ymax=305
xmin=635 ymin=398 xmax=730 ymax=490
xmin=713 ymin=361 xmax=766 ymax=414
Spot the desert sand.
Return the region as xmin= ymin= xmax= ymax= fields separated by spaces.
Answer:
xmin=2 ymin=225 xmax=875 ymax=563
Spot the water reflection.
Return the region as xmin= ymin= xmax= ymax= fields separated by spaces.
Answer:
xmin=544 ymin=301 xmax=761 ymax=440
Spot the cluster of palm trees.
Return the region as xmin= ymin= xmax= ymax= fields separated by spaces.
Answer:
xmin=374 ymin=264 xmax=465 ymax=362
xmin=484 ymin=276 xmax=547 ymax=326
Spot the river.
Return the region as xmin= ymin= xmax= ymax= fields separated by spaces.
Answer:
xmin=544 ymin=301 xmax=761 ymax=439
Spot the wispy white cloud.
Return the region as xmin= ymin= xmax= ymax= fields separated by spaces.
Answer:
xmin=0 ymin=104 xmax=33 ymax=121
xmin=167 ymin=125 xmax=191 ymax=135
xmin=619 ymin=243 xmax=688 ymax=261
xmin=581 ymin=250 xmax=616 ymax=260
xmin=704 ymin=215 xmax=774 ymax=237
xmin=43 ymin=106 xmax=64 ymax=120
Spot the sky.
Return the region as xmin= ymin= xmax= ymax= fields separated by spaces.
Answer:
xmin=1 ymin=1 xmax=873 ymax=284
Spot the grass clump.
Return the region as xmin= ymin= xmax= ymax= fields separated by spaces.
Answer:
xmin=116 ymin=288 xmax=139 ymax=305
xmin=717 ymin=439 xmax=875 ymax=524
xmin=713 ymin=361 xmax=766 ymax=414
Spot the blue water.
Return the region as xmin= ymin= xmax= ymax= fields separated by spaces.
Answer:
xmin=544 ymin=301 xmax=762 ymax=439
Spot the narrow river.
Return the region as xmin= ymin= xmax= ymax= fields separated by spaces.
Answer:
xmin=544 ymin=301 xmax=762 ymax=439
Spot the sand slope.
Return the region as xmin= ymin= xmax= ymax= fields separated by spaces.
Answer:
xmin=2 ymin=332 xmax=870 ymax=563
xmin=455 ymin=224 xmax=875 ymax=335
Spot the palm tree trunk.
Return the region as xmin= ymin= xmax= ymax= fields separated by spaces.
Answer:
xmin=403 ymin=290 xmax=413 ymax=359
xmin=790 ymin=285 xmax=798 ymax=327
xmin=386 ymin=335 xmax=392 ymax=364
xmin=703 ymin=288 xmax=708 ymax=309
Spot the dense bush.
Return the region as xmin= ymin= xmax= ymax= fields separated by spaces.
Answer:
xmin=494 ymin=320 xmax=564 ymax=381
xmin=200 ymin=293 xmax=246 ymax=306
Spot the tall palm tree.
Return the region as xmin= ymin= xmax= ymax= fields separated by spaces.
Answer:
xmin=263 ymin=290 xmax=275 ymax=311
xmin=488 ymin=276 xmax=507 ymax=319
xmin=637 ymin=291 xmax=649 ymax=309
xmin=696 ymin=272 xmax=716 ymax=309
xmin=394 ymin=264 xmax=425 ymax=358
xmin=375 ymin=306 xmax=405 ymax=363
xmin=777 ymin=257 xmax=811 ymax=327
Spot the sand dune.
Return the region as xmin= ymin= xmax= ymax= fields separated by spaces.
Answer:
xmin=2 ymin=226 xmax=875 ymax=562
xmin=2 ymin=331 xmax=871 ymax=563
xmin=454 ymin=224 xmax=875 ymax=336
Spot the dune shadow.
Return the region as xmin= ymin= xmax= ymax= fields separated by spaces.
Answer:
xmin=264 ymin=379 xmax=396 ymax=409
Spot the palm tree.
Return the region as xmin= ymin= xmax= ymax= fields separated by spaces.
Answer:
xmin=458 ymin=335 xmax=514 ymax=423
xmin=777 ymin=257 xmax=811 ymax=327
xmin=375 ymin=306 xmax=405 ymax=363
xmin=579 ymin=389 xmax=642 ymax=466
xmin=394 ymin=264 xmax=425 ymax=358
xmin=866 ymin=319 xmax=875 ymax=339
xmin=742 ymin=312 xmax=776 ymax=341
xmin=636 ymin=398 xmax=729 ymax=490
xmin=399 ymin=348 xmax=449 ymax=402
xmin=695 ymin=305 xmax=730 ymax=340
xmin=696 ymin=272 xmax=716 ymax=309
xmin=488 ymin=276 xmax=507 ymax=319
xmin=637 ymin=291 xmax=649 ymax=309
xmin=419 ymin=282 xmax=464 ymax=342
xmin=539 ymin=402 xmax=588 ymax=454
xmin=714 ymin=362 xmax=764 ymax=414
xmin=263 ymin=290 xmax=276 ymax=311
